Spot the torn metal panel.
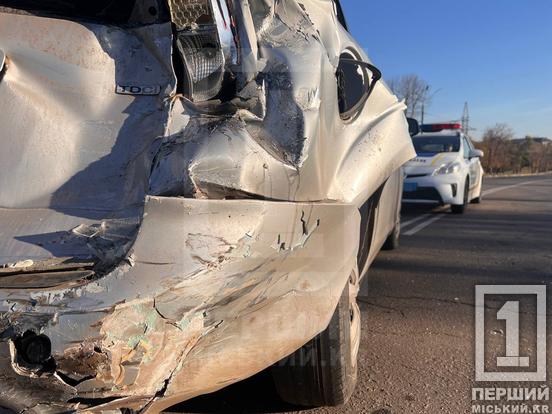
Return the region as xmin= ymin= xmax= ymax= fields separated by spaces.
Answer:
xmin=0 ymin=207 xmax=140 ymax=276
xmin=0 ymin=341 xmax=76 ymax=413
xmin=149 ymin=101 xmax=301 ymax=199
xmin=0 ymin=197 xmax=358 ymax=412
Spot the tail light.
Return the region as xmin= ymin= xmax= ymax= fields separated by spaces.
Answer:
xmin=169 ymin=0 xmax=237 ymax=101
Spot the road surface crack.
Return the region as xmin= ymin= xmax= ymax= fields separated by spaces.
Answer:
xmin=358 ymin=298 xmax=406 ymax=317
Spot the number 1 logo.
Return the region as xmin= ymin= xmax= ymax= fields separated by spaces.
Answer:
xmin=496 ymin=301 xmax=530 ymax=368
xmin=475 ymin=285 xmax=546 ymax=382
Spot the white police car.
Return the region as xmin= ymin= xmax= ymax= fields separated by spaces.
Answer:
xmin=403 ymin=123 xmax=484 ymax=214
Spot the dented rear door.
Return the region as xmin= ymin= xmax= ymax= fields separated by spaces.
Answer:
xmin=0 ymin=2 xmax=175 ymax=263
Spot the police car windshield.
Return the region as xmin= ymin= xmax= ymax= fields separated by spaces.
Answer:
xmin=413 ymin=135 xmax=461 ymax=155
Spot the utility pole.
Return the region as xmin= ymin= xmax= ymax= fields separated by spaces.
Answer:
xmin=462 ymin=102 xmax=470 ymax=135
xmin=420 ymin=85 xmax=429 ymax=128
xmin=420 ymin=87 xmax=442 ymax=131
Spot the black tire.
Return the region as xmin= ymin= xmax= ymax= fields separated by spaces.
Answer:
xmin=271 ymin=281 xmax=358 ymax=407
xmin=381 ymin=221 xmax=400 ymax=251
xmin=451 ymin=179 xmax=469 ymax=214
xmin=471 ymin=192 xmax=482 ymax=204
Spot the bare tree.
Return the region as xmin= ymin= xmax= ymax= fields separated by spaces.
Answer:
xmin=477 ymin=124 xmax=515 ymax=174
xmin=388 ymin=74 xmax=431 ymax=119
xmin=527 ymin=139 xmax=552 ymax=173
xmin=475 ymin=126 xmax=552 ymax=174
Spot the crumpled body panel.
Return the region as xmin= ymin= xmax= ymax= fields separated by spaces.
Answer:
xmin=1 ymin=197 xmax=359 ymax=412
xmin=0 ymin=0 xmax=415 ymax=412
xmin=150 ymin=0 xmax=413 ymax=205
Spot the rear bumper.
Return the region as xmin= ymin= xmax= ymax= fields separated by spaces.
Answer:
xmin=0 ymin=196 xmax=359 ymax=413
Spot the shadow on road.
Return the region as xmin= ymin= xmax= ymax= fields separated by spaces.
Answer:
xmin=401 ymin=203 xmax=444 ymax=217
xmin=166 ymin=370 xmax=305 ymax=414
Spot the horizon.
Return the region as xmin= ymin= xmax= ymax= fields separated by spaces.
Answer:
xmin=341 ymin=0 xmax=552 ymax=140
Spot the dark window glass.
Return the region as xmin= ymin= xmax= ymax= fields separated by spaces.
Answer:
xmin=463 ymin=137 xmax=471 ymax=158
xmin=333 ymin=0 xmax=349 ymax=30
xmin=412 ymin=135 xmax=461 ymax=155
xmin=337 ymin=56 xmax=368 ymax=118
xmin=0 ymin=0 xmax=138 ymax=24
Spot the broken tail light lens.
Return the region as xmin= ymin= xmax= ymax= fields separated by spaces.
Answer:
xmin=170 ymin=0 xmax=237 ymax=101
xmin=176 ymin=30 xmax=225 ymax=101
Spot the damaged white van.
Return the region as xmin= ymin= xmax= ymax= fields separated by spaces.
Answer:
xmin=0 ymin=1 xmax=415 ymax=412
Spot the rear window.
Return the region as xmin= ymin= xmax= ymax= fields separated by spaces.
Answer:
xmin=0 ymin=0 xmax=139 ymax=24
xmin=413 ymin=135 xmax=461 ymax=155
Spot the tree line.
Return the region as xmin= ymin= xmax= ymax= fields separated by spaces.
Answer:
xmin=474 ymin=124 xmax=552 ymax=174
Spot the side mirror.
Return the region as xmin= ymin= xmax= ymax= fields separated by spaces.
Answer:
xmin=470 ymin=149 xmax=484 ymax=159
xmin=407 ymin=117 xmax=420 ymax=137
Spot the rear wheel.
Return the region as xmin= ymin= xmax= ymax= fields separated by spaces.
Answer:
xmin=271 ymin=273 xmax=359 ymax=407
xmin=451 ymin=179 xmax=469 ymax=214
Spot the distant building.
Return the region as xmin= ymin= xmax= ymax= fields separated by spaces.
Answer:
xmin=512 ymin=137 xmax=552 ymax=145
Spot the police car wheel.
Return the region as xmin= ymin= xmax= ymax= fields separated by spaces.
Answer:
xmin=451 ymin=179 xmax=469 ymax=214
xmin=471 ymin=193 xmax=482 ymax=204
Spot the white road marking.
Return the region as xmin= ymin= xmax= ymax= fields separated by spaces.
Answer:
xmin=402 ymin=179 xmax=548 ymax=237
xmin=402 ymin=205 xmax=448 ymax=228
xmin=402 ymin=206 xmax=449 ymax=236
xmin=403 ymin=215 xmax=445 ymax=236
xmin=402 ymin=213 xmax=433 ymax=228
xmin=481 ymin=180 xmax=538 ymax=197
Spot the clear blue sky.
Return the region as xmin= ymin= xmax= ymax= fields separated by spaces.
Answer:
xmin=340 ymin=0 xmax=552 ymax=140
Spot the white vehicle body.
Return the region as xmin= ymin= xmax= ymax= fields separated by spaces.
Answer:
xmin=0 ymin=0 xmax=414 ymax=412
xmin=403 ymin=126 xmax=484 ymax=213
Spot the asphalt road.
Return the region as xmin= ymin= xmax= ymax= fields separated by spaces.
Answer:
xmin=170 ymin=174 xmax=552 ymax=414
